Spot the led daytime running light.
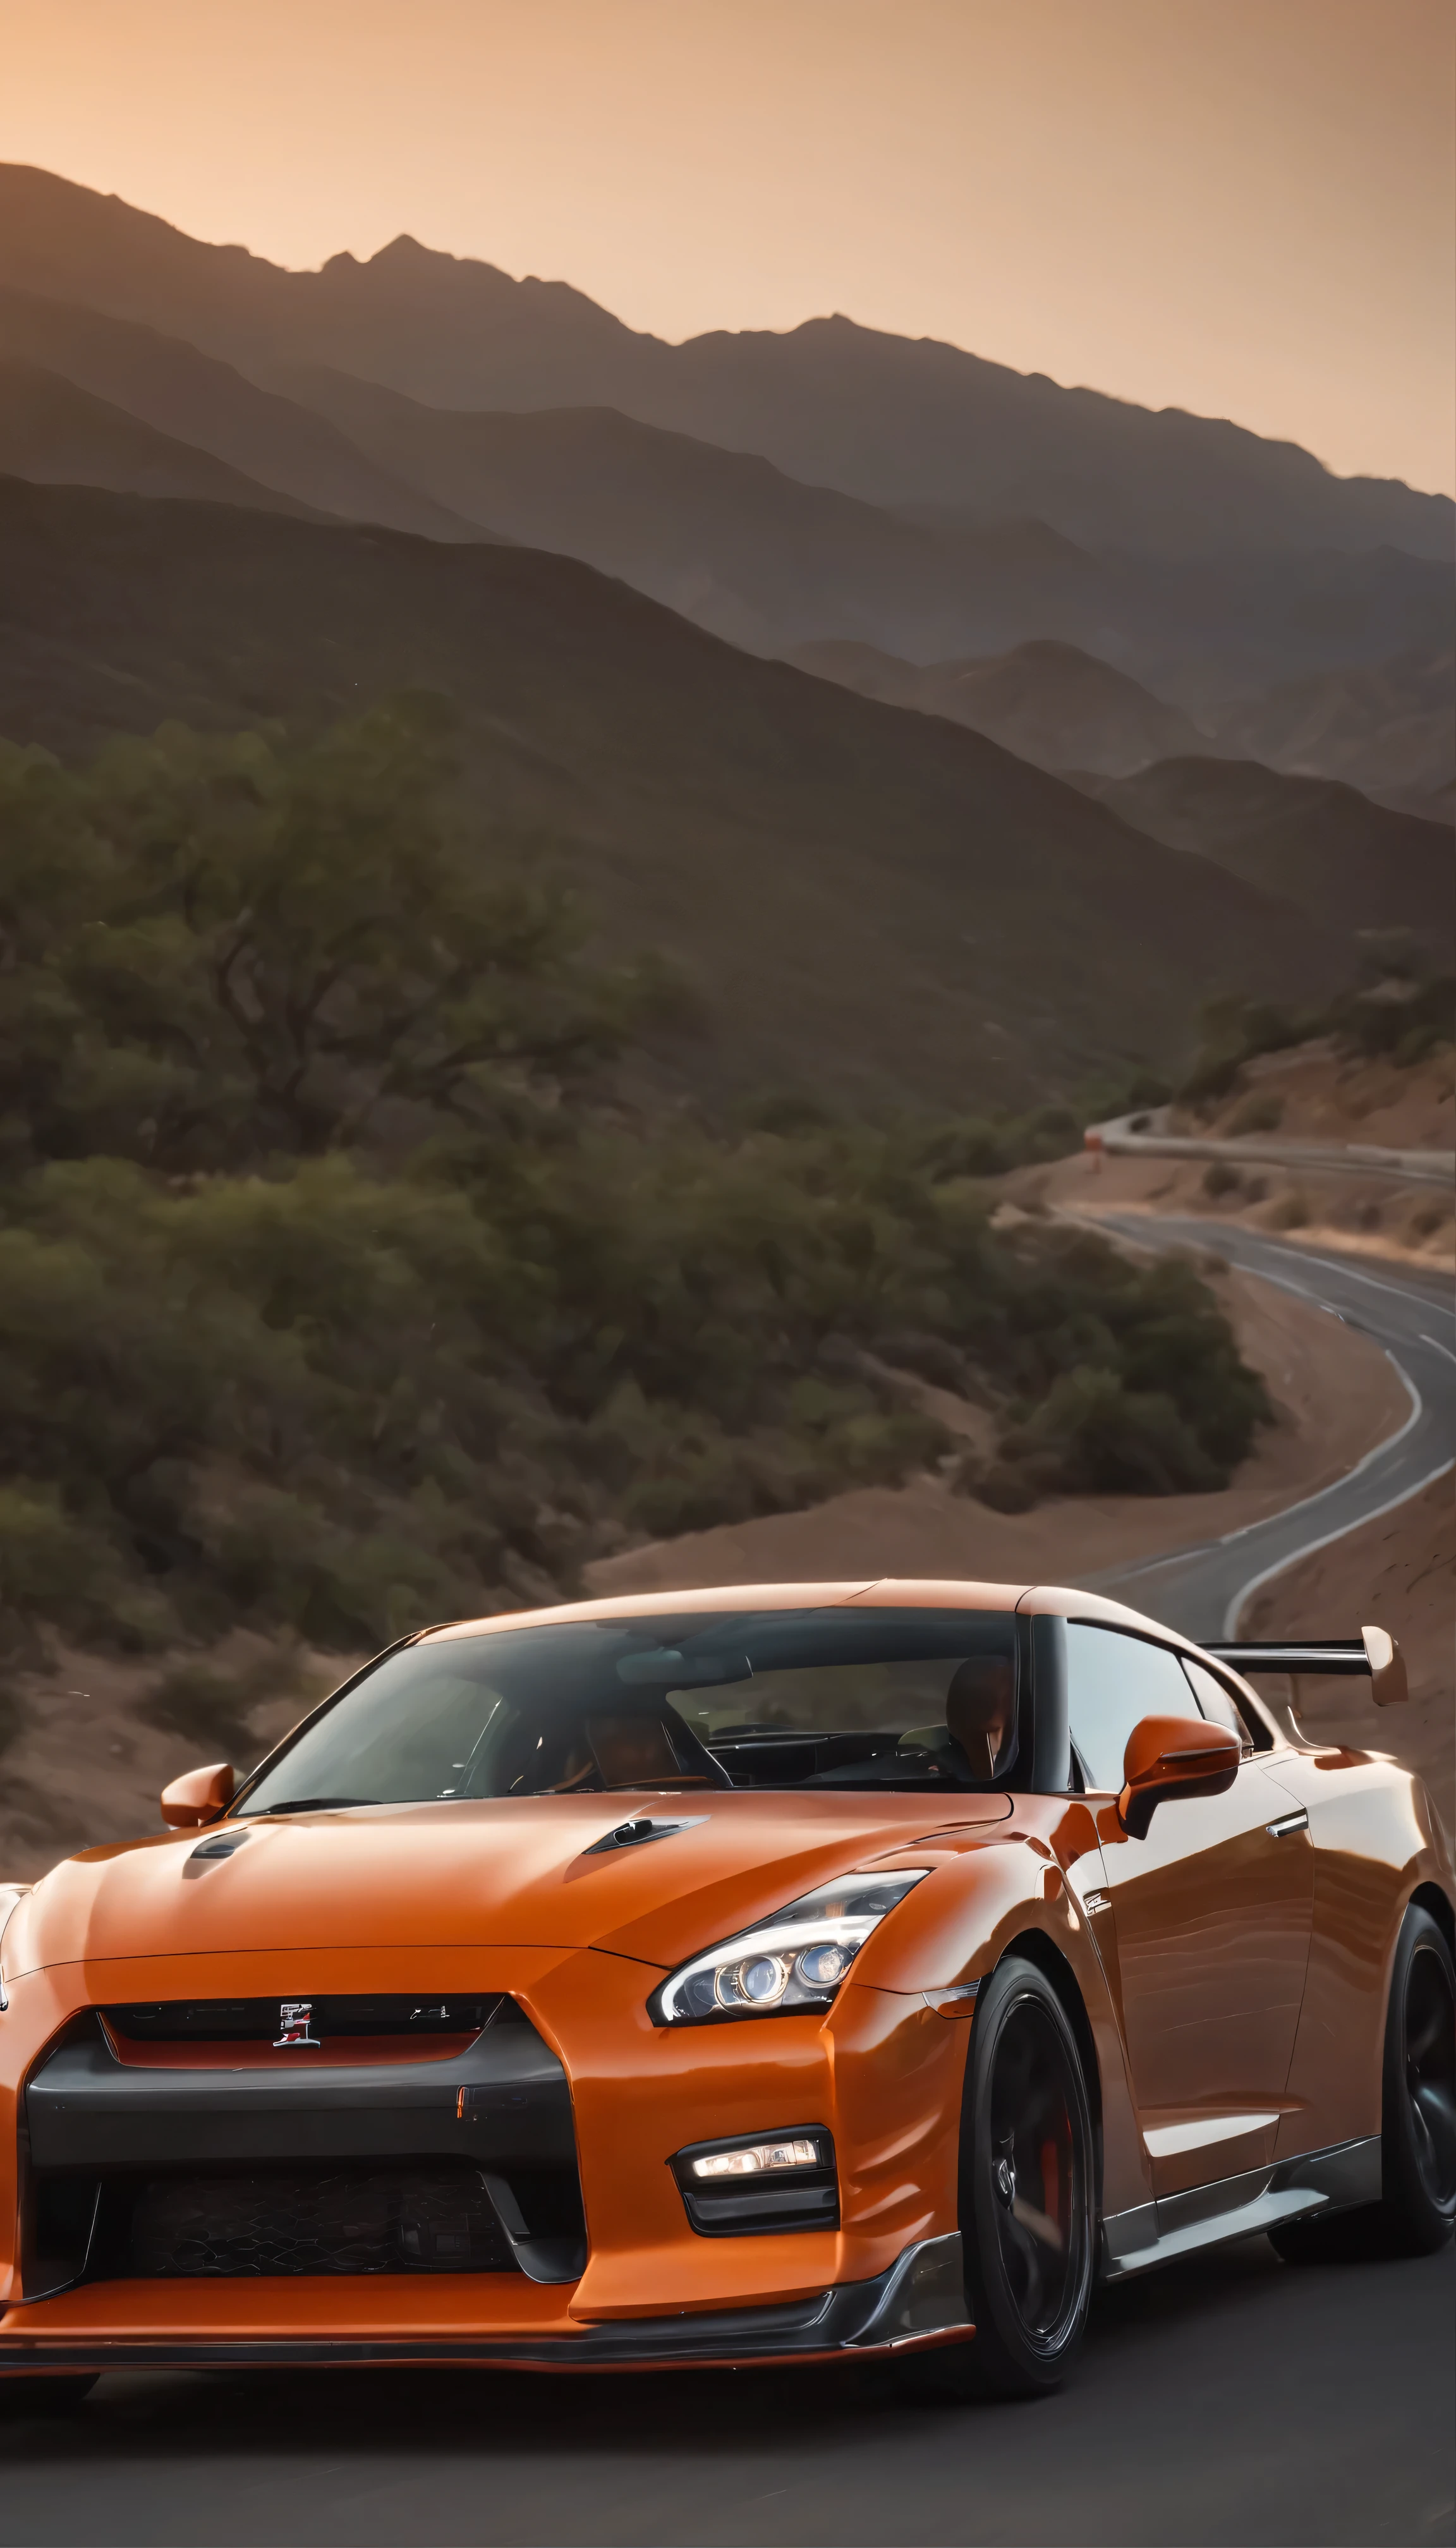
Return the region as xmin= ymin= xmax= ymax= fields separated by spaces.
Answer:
xmin=691 ymin=2139 xmax=820 ymax=2178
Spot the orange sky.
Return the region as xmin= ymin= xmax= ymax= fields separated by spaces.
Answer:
xmin=4 ymin=0 xmax=1453 ymax=493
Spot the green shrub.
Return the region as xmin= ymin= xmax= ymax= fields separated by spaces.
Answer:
xmin=974 ymin=1463 xmax=1039 ymax=1514
xmin=1227 ymin=1093 xmax=1284 ymax=1136
xmin=1007 ymin=1366 xmax=1223 ymax=1497
xmin=0 ymin=710 xmax=1274 ymax=1649
xmin=1202 ymin=1160 xmax=1242 ymax=1198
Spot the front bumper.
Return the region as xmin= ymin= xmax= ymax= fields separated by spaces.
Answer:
xmin=3 ymin=1944 xmax=969 ymax=2331
xmin=0 ymin=2233 xmax=971 ymax=2374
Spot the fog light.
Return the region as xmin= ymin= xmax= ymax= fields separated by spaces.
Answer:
xmin=691 ymin=2138 xmax=820 ymax=2179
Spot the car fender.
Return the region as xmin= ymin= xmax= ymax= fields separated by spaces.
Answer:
xmin=851 ymin=1808 xmax=1149 ymax=2219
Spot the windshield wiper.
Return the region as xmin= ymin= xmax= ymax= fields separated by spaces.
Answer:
xmin=250 ymin=1797 xmax=379 ymax=1816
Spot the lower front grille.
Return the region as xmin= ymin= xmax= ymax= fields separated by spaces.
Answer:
xmin=23 ymin=2008 xmax=589 ymax=2293
xmin=125 ymin=2164 xmax=518 ymax=2278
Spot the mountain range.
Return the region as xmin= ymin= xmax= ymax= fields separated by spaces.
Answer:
xmin=0 ymin=277 xmax=1448 ymax=729
xmin=787 ymin=639 xmax=1210 ymax=775
xmin=0 ymin=475 xmax=1359 ymax=1112
xmin=0 ymin=161 xmax=1448 ymax=1107
xmin=1070 ymin=759 xmax=1451 ymax=960
xmin=3 ymin=163 xmax=1449 ymax=562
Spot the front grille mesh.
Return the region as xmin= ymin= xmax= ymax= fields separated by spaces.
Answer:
xmin=104 ymin=1995 xmax=502 ymax=2044
xmin=126 ymin=2165 xmax=518 ymax=2277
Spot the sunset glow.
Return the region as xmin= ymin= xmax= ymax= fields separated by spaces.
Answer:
xmin=5 ymin=0 xmax=1452 ymax=492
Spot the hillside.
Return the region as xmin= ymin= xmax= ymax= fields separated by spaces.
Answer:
xmin=270 ymin=365 xmax=1096 ymax=660
xmin=1076 ymin=758 xmax=1453 ymax=956
xmin=1204 ymin=652 xmax=1455 ymax=814
xmin=0 ymin=186 xmax=1447 ymax=700
xmin=0 ymin=284 xmax=482 ymax=538
xmin=1 ymin=162 xmax=1448 ymax=562
xmin=8 ymin=300 xmax=1443 ymax=692
xmin=0 ymin=476 xmax=1354 ymax=1112
xmin=790 ymin=637 xmax=1209 ymax=775
xmin=0 ymin=355 xmax=325 ymax=515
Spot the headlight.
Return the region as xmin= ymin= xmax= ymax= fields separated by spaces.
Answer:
xmin=650 ymin=1869 xmax=930 ymax=2025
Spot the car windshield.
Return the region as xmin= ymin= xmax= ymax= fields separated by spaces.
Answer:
xmin=239 ymin=1606 xmax=1021 ymax=1809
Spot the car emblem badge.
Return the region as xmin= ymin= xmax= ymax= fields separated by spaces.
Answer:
xmin=274 ymin=1999 xmax=320 ymax=2048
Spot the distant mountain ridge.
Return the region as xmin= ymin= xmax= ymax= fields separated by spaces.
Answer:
xmin=0 ymin=283 xmax=1445 ymax=703
xmin=1073 ymin=758 xmax=1452 ymax=958
xmin=1203 ymin=654 xmax=1455 ymax=816
xmin=0 ymin=285 xmax=486 ymax=539
xmin=1 ymin=162 xmax=1448 ymax=563
xmin=0 ymin=355 xmax=327 ymax=518
xmin=0 ymin=475 xmax=1358 ymax=1113
xmin=788 ymin=638 xmax=1211 ymax=775
xmin=788 ymin=633 xmax=1455 ymax=813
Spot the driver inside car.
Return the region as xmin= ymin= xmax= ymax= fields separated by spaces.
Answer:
xmin=944 ymin=1655 xmax=1016 ymax=1778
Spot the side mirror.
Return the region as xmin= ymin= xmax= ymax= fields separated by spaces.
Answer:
xmin=160 ymin=1762 xmax=237 ymax=1829
xmin=1118 ymin=1716 xmax=1239 ymax=1840
xmin=1363 ymin=1625 xmax=1407 ymax=1708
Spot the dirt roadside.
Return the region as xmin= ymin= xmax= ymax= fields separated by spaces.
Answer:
xmin=1241 ymin=1470 xmax=1454 ymax=1827
xmin=1019 ymin=1036 xmax=1455 ymax=1271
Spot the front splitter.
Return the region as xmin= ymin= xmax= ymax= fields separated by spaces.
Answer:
xmin=0 ymin=2236 xmax=972 ymax=2375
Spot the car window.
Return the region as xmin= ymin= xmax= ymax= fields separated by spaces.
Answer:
xmin=1181 ymin=1657 xmax=1259 ymax=1754
xmin=238 ymin=1608 xmax=1022 ymax=1809
xmin=1065 ymin=1623 xmax=1199 ymax=1792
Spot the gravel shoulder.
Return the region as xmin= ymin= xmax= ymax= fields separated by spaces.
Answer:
xmin=1242 ymin=1469 xmax=1454 ymax=1823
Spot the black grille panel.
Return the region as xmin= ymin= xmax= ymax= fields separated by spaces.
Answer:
xmin=125 ymin=2165 xmax=518 ymax=2277
xmin=104 ymin=1995 xmax=503 ymax=2044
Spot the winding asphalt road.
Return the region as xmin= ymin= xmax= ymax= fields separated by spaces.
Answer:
xmin=1083 ymin=1218 xmax=1456 ymax=1639
xmin=2 ymin=1227 xmax=1452 ymax=2547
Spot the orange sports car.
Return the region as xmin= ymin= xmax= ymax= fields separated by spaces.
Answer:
xmin=2 ymin=1579 xmax=1452 ymax=2405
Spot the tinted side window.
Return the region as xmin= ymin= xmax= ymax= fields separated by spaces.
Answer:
xmin=1065 ymin=1623 xmax=1198 ymax=1791
xmin=1181 ymin=1657 xmax=1261 ymax=1754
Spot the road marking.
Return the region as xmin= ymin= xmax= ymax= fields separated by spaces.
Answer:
xmin=1074 ymin=1218 xmax=1453 ymax=1631
xmin=1222 ymin=1456 xmax=1456 ymax=1639
xmin=1105 ymin=1353 xmax=1424 ymax=1587
xmin=1230 ymin=1243 xmax=1455 ymax=1325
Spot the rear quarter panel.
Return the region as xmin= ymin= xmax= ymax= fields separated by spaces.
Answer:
xmin=1262 ymin=1749 xmax=1454 ymax=2154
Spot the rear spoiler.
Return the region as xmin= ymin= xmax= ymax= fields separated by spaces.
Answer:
xmin=1206 ymin=1625 xmax=1407 ymax=1708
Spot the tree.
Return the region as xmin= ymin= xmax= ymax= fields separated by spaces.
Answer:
xmin=0 ymin=698 xmax=633 ymax=1170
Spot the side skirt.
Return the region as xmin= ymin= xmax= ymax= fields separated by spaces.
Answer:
xmin=1101 ymin=2136 xmax=1381 ymax=2280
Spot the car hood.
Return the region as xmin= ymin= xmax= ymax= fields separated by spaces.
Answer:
xmin=16 ymin=1790 xmax=1014 ymax=1977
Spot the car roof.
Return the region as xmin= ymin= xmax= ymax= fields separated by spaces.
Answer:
xmin=423 ymin=1580 xmax=1165 ymax=1641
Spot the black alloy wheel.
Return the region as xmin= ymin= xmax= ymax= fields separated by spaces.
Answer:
xmin=1381 ymin=1905 xmax=1456 ymax=2250
xmin=1273 ymin=1903 xmax=1455 ymax=2264
xmin=940 ymin=1953 xmax=1095 ymax=2398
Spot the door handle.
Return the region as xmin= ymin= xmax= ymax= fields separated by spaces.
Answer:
xmin=1266 ymin=1808 xmax=1309 ymax=1838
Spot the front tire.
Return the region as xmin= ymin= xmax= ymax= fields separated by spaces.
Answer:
xmin=942 ymin=1955 xmax=1096 ymax=2398
xmin=1271 ymin=1903 xmax=1455 ymax=2264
